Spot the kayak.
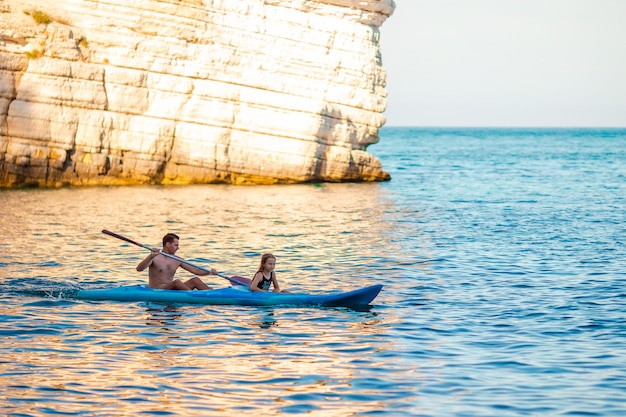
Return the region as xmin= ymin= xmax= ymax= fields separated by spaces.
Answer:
xmin=75 ymin=284 xmax=383 ymax=307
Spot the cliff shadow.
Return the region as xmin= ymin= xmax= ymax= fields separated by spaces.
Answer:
xmin=312 ymin=105 xmax=378 ymax=182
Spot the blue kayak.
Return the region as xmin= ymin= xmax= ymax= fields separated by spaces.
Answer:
xmin=75 ymin=284 xmax=383 ymax=307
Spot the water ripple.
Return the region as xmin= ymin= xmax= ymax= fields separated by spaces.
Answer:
xmin=2 ymin=129 xmax=626 ymax=416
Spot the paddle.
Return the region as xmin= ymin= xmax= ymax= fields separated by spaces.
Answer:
xmin=101 ymin=229 xmax=251 ymax=286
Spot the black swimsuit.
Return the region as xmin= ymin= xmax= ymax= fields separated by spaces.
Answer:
xmin=256 ymin=272 xmax=273 ymax=291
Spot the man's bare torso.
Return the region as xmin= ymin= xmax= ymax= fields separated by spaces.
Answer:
xmin=148 ymin=255 xmax=182 ymax=289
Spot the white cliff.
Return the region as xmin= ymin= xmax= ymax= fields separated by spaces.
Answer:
xmin=0 ymin=0 xmax=394 ymax=186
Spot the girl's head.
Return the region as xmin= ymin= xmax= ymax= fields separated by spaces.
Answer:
xmin=258 ymin=253 xmax=276 ymax=272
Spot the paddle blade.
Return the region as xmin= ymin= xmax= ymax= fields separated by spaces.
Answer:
xmin=219 ymin=274 xmax=251 ymax=286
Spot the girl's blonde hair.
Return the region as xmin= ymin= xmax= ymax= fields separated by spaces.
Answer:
xmin=257 ymin=253 xmax=276 ymax=273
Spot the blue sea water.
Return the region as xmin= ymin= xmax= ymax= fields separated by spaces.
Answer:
xmin=1 ymin=127 xmax=625 ymax=416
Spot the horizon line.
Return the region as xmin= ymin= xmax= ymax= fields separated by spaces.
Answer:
xmin=380 ymin=125 xmax=626 ymax=129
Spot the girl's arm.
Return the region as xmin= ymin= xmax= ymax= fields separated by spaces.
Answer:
xmin=249 ymin=272 xmax=265 ymax=292
xmin=271 ymin=274 xmax=281 ymax=293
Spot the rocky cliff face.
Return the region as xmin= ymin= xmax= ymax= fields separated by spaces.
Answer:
xmin=0 ymin=0 xmax=394 ymax=187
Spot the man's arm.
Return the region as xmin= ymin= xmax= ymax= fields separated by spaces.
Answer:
xmin=179 ymin=262 xmax=217 ymax=276
xmin=137 ymin=248 xmax=160 ymax=271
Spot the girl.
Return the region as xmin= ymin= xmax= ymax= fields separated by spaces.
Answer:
xmin=249 ymin=253 xmax=287 ymax=292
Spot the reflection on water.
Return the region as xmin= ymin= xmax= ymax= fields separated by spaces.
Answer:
xmin=251 ymin=309 xmax=277 ymax=329
xmin=146 ymin=306 xmax=183 ymax=328
xmin=3 ymin=129 xmax=626 ymax=416
xmin=0 ymin=298 xmax=393 ymax=416
xmin=0 ymin=184 xmax=405 ymax=292
xmin=0 ymin=184 xmax=409 ymax=416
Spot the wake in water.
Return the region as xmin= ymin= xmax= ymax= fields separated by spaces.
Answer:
xmin=1 ymin=277 xmax=83 ymax=300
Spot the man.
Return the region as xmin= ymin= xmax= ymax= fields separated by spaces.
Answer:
xmin=136 ymin=233 xmax=218 ymax=290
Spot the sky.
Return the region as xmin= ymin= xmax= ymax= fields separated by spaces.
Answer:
xmin=379 ymin=0 xmax=626 ymax=127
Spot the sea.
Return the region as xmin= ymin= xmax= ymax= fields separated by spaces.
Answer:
xmin=1 ymin=127 xmax=625 ymax=416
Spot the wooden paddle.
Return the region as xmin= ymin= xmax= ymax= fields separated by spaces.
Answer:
xmin=101 ymin=229 xmax=251 ymax=286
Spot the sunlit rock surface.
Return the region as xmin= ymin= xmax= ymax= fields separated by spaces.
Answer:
xmin=0 ymin=0 xmax=394 ymax=187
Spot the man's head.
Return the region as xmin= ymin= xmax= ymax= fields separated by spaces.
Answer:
xmin=162 ymin=233 xmax=180 ymax=249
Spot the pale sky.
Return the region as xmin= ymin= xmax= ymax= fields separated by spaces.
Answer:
xmin=380 ymin=1 xmax=626 ymax=127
